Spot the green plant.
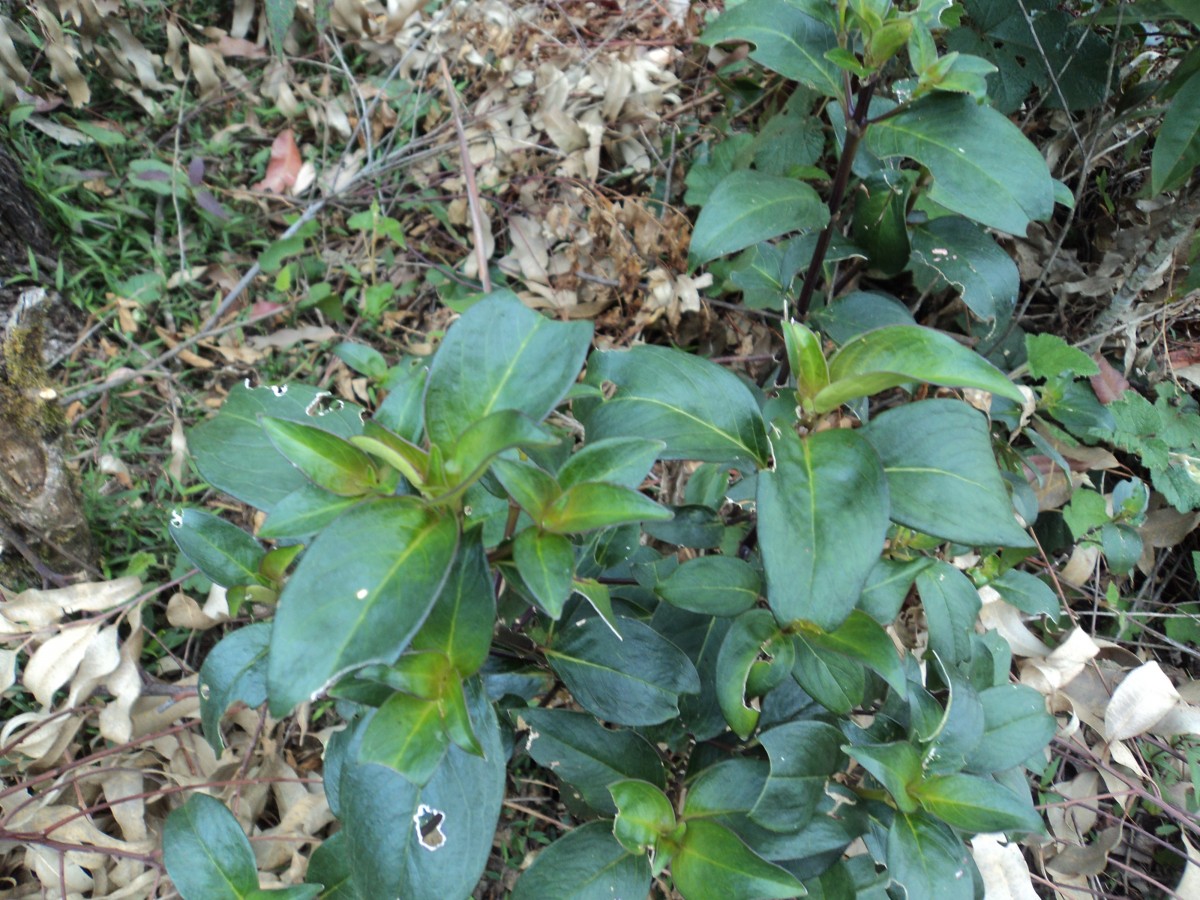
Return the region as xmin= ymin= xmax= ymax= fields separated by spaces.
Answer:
xmin=167 ymin=286 xmax=1056 ymax=898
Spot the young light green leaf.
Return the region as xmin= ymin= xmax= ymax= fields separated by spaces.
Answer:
xmin=912 ymin=773 xmax=1044 ymax=834
xmin=557 ymin=437 xmax=665 ymax=490
xmin=850 ymin=741 xmax=923 ymax=812
xmin=783 ymin=320 xmax=830 ymax=404
xmin=513 ymin=528 xmax=575 ymax=618
xmin=671 ymin=819 xmax=806 ymax=900
xmin=816 ymin=325 xmax=1025 ymax=412
xmin=689 ymin=171 xmax=828 ymax=266
xmin=434 ymin=410 xmax=557 ymax=502
xmin=860 ymin=399 xmax=1034 ymax=547
xmin=578 ymin=345 xmax=771 ymax=467
xmin=865 ymin=94 xmax=1054 ymax=234
xmin=170 ymin=508 xmax=265 ymax=588
xmin=541 ymin=482 xmax=673 ymax=534
xmin=1025 ymin=333 xmax=1099 ymax=380
xmin=423 ymin=289 xmax=592 ymax=448
xmin=510 ymin=821 xmax=651 ymax=900
xmin=262 ymin=417 xmax=380 ymax=496
xmin=757 ymin=428 xmax=889 ymax=630
xmin=267 ymin=499 xmax=459 ymax=715
xmin=199 ymin=624 xmax=269 ymax=752
xmin=800 ymin=610 xmax=906 ymax=695
xmin=545 ymin=616 xmax=700 ymax=726
xmin=699 ymin=0 xmax=841 ymax=97
xmin=163 ymin=793 xmax=260 ymax=900
xmin=611 ymin=779 xmax=677 ymax=854
xmin=657 ymin=556 xmax=761 ymax=617
xmin=360 ymin=691 xmax=450 ymax=786
xmin=491 ymin=457 xmax=561 ymax=520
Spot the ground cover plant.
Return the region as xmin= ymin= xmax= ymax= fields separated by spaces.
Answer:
xmin=1 ymin=0 xmax=1199 ymax=897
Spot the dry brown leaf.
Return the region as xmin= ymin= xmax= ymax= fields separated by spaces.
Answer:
xmin=1090 ymin=354 xmax=1130 ymax=404
xmin=1104 ymin=660 xmax=1179 ymax=741
xmin=254 ymin=129 xmax=303 ymax=193
xmin=24 ymin=622 xmax=102 ymax=707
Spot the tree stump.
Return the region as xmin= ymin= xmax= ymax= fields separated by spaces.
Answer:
xmin=0 ymin=146 xmax=94 ymax=583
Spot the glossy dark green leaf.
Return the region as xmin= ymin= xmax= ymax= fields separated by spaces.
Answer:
xmin=1151 ymin=69 xmax=1200 ymax=194
xmin=672 ymin=819 xmax=806 ymax=900
xmin=675 ymin=614 xmax=733 ymax=742
xmin=689 ymin=170 xmax=828 ymax=265
xmin=542 ymin=482 xmax=673 ymax=534
xmin=643 ymin=505 xmax=727 ymax=549
xmin=716 ymin=609 xmax=783 ymax=738
xmin=163 ymin=793 xmax=259 ymax=899
xmin=816 ymin=326 xmax=1025 ymax=412
xmin=850 ymin=741 xmax=922 ymax=813
xmin=751 ymin=721 xmax=845 ymax=832
xmin=411 ymin=527 xmax=495 ymax=676
xmin=802 ymin=610 xmax=906 ymax=695
xmin=757 ymin=428 xmax=889 ymax=630
xmin=557 ymin=437 xmax=665 ymax=490
xmin=865 ymin=94 xmax=1054 ymax=234
xmin=512 ymin=822 xmax=651 ymax=900
xmin=579 ymin=345 xmax=771 ymax=467
xmin=305 ymin=831 xmax=361 ymax=899
xmin=190 ymin=382 xmax=364 ymax=512
xmin=658 ymin=556 xmax=761 ymax=617
xmin=790 ymin=632 xmax=865 ymax=716
xmin=423 ymin=290 xmax=592 ymax=448
xmin=989 ymin=568 xmax=1059 ymax=617
xmin=267 ymin=499 xmax=459 ymax=715
xmin=912 ymin=773 xmax=1043 ymax=834
xmin=859 ymin=556 xmax=932 ymax=623
xmin=519 ymin=708 xmax=667 ymax=814
xmin=546 ymin=616 xmax=700 ymax=726
xmin=339 ymin=679 xmax=504 ymax=899
xmin=261 ymin=417 xmax=379 ymax=496
xmin=360 ymin=691 xmax=450 ymax=785
xmin=513 ymin=528 xmax=575 ymax=617
xmin=916 ymin=561 xmax=981 ymax=667
xmin=699 ymin=0 xmax=841 ymax=97
xmin=861 ymin=399 xmax=1033 ymax=547
xmin=887 ymin=812 xmax=974 ymax=900
xmin=258 ymin=483 xmax=361 ymax=539
xmin=966 ymin=684 xmax=1057 ymax=774
xmin=851 ymin=169 xmax=914 ymax=277
xmin=909 ymin=217 xmax=1019 ymax=323
xmin=170 ymin=508 xmax=265 ymax=588
xmin=611 ymin=779 xmax=676 ymax=853
xmin=199 ymin=624 xmax=269 ymax=752
xmin=435 ymin=410 xmax=557 ymax=501
xmin=375 ymin=356 xmax=427 ymax=441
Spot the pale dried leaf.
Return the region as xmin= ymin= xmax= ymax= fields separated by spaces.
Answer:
xmin=1139 ymin=506 xmax=1200 ymax=548
xmin=1060 ymin=544 xmax=1100 ymax=586
xmin=2 ymin=576 xmax=141 ymax=631
xmin=971 ymin=833 xmax=1039 ymax=900
xmin=24 ymin=623 xmax=101 ymax=707
xmin=1020 ymin=628 xmax=1099 ymax=695
xmin=1177 ymin=833 xmax=1200 ymax=899
xmin=1046 ymin=825 xmax=1122 ymax=877
xmin=1149 ymin=701 xmax=1200 ymax=737
xmin=101 ymin=769 xmax=148 ymax=843
xmin=0 ymin=647 xmax=17 ymax=693
xmin=978 ymin=589 xmax=1051 ymax=658
xmin=65 ymin=623 xmax=121 ymax=707
xmin=1045 ymin=771 xmax=1099 ymax=844
xmin=1107 ymin=737 xmax=1147 ymax=777
xmin=1104 ymin=660 xmax=1179 ymax=740
xmin=187 ymin=41 xmax=222 ymax=98
xmin=245 ymin=325 xmax=338 ymax=350
xmin=99 ymin=643 xmax=142 ymax=744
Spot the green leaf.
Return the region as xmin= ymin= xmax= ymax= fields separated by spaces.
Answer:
xmin=1025 ymin=332 xmax=1099 ymax=380
xmin=423 ymin=290 xmax=592 ymax=448
xmin=802 ymin=610 xmax=906 ymax=695
xmin=757 ymin=428 xmax=889 ymax=630
xmin=375 ymin=356 xmax=427 ymax=441
xmin=716 ymin=609 xmax=783 ymax=738
xmin=190 ymin=382 xmax=365 ymax=512
xmin=491 ymin=457 xmax=561 ymax=519
xmin=916 ymin=561 xmax=981 ymax=667
xmin=170 ymin=509 xmax=265 ymax=588
xmin=435 ymin=410 xmax=557 ymax=501
xmin=850 ymin=741 xmax=923 ymax=812
xmin=887 ymin=812 xmax=974 ymax=900
xmin=865 ymin=94 xmax=1054 ymax=234
xmin=699 ymin=0 xmax=841 ymax=97
xmin=360 ymin=691 xmax=450 ymax=785
xmin=751 ymin=721 xmax=846 ymax=832
xmin=542 ymin=482 xmax=673 ymax=534
xmin=258 ymin=483 xmax=361 ymax=539
xmin=511 ymin=821 xmax=652 ymax=900
xmin=545 ymin=616 xmax=700 ymax=726
xmin=672 ymin=820 xmax=807 ymax=900
xmin=557 ymin=437 xmax=665 ymax=490
xmin=912 ymin=773 xmax=1043 ymax=834
xmin=859 ymin=556 xmax=932 ymax=623
xmin=199 ymin=624 xmax=269 ymax=752
xmin=411 ymin=527 xmax=495 ymax=675
xmin=990 ymin=568 xmax=1059 ymax=618
xmin=264 ymin=0 xmax=297 ymax=52
xmin=611 ymin=779 xmax=677 ymax=853
xmin=267 ymin=499 xmax=459 ymax=715
xmin=261 ymin=417 xmax=380 ymax=496
xmin=816 ymin=326 xmax=1025 ymax=412
xmin=966 ymin=684 xmax=1057 ymax=774
xmin=339 ymin=679 xmax=504 ymax=899
xmin=513 ymin=529 xmax=575 ymax=617
xmin=519 ymin=708 xmax=667 ymax=814
xmin=689 ymin=171 xmax=828 ymax=266
xmin=908 ymin=217 xmax=1019 ymax=323
xmin=1151 ymin=69 xmax=1200 ymax=194
xmin=163 ymin=794 xmax=259 ymax=900
xmin=790 ymin=631 xmax=866 ymax=715
xmin=335 ymin=341 xmax=388 ymax=378
xmin=658 ymin=556 xmax=761 ymax=617
xmin=851 ymin=170 xmax=915 ymax=277
xmin=305 ymin=831 xmax=361 ymax=899
xmin=860 ymin=399 xmax=1034 ymax=547
xmin=783 ymin=321 xmax=830 ymax=405
xmin=578 ymin=345 xmax=771 ymax=467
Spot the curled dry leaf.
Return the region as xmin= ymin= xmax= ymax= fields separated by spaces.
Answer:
xmin=1090 ymin=354 xmax=1130 ymax=404
xmin=1104 ymin=660 xmax=1180 ymax=741
xmin=254 ymin=129 xmax=302 ymax=194
xmin=971 ymin=833 xmax=1039 ymax=900
xmin=0 ymin=575 xmax=142 ymax=632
